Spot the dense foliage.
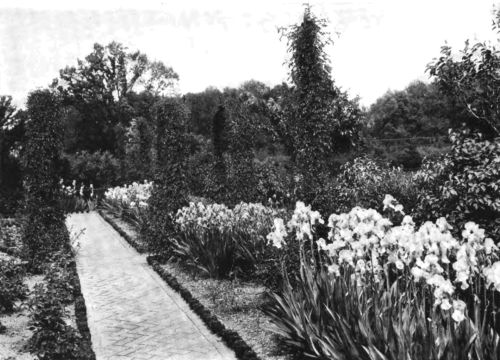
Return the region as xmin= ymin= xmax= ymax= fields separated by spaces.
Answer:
xmin=141 ymin=98 xmax=190 ymax=253
xmin=0 ymin=258 xmax=27 ymax=313
xmin=53 ymin=41 xmax=178 ymax=154
xmin=22 ymin=90 xmax=68 ymax=270
xmin=319 ymin=157 xmax=420 ymax=216
xmin=0 ymin=96 xmax=24 ymax=215
xmin=415 ymin=129 xmax=500 ymax=239
xmin=273 ymin=6 xmax=361 ymax=203
xmin=428 ymin=16 xmax=500 ymax=138
xmin=63 ymin=150 xmax=122 ymax=189
xmin=29 ymin=250 xmax=93 ymax=360
xmin=124 ymin=116 xmax=153 ymax=181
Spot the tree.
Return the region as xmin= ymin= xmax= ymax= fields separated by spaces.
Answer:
xmin=52 ymin=41 xmax=179 ymax=154
xmin=184 ymin=87 xmax=222 ymax=137
xmin=366 ymin=81 xmax=462 ymax=138
xmin=427 ymin=10 xmax=500 ymax=138
xmin=363 ymin=81 xmax=474 ymax=168
xmin=0 ymin=96 xmax=24 ymax=214
xmin=272 ymin=6 xmax=361 ymax=203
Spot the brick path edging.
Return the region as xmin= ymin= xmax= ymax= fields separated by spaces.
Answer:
xmin=146 ymin=255 xmax=262 ymax=360
xmin=70 ymin=256 xmax=97 ymax=360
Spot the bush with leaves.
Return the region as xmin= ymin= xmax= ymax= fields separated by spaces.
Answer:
xmin=0 ymin=258 xmax=27 ymax=313
xmin=311 ymin=156 xmax=420 ymax=216
xmin=414 ymin=129 xmax=500 ymax=239
xmin=254 ymin=156 xmax=294 ymax=206
xmin=29 ymin=243 xmax=93 ymax=360
xmin=427 ymin=13 xmax=500 ymax=138
xmin=141 ymin=98 xmax=190 ymax=254
xmin=63 ymin=150 xmax=122 ymax=190
xmin=29 ymin=284 xmax=85 ymax=360
xmin=22 ymin=90 xmax=68 ymax=271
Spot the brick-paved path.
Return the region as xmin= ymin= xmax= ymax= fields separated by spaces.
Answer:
xmin=66 ymin=212 xmax=236 ymax=360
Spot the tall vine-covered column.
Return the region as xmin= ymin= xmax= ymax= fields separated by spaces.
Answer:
xmin=21 ymin=90 xmax=67 ymax=271
xmin=141 ymin=97 xmax=190 ymax=254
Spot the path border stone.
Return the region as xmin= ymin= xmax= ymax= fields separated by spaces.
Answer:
xmin=70 ymin=252 xmax=97 ymax=360
xmin=98 ymin=212 xmax=262 ymax=360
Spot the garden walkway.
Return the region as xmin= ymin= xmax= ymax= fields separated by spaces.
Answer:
xmin=66 ymin=212 xmax=236 ymax=360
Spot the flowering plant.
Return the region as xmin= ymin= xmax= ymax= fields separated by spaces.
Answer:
xmin=102 ymin=180 xmax=153 ymax=228
xmin=174 ymin=201 xmax=286 ymax=278
xmin=59 ymin=180 xmax=97 ymax=213
xmin=265 ymin=198 xmax=500 ymax=359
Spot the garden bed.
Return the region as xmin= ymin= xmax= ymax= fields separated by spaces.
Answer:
xmin=0 ymin=271 xmax=42 ymax=360
xmin=0 ymin=219 xmax=95 ymax=360
xmin=158 ymin=260 xmax=289 ymax=360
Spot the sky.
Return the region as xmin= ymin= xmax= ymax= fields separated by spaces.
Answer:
xmin=0 ymin=0 xmax=498 ymax=107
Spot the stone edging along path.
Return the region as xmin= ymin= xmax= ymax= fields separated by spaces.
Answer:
xmin=98 ymin=210 xmax=263 ymax=360
xmin=70 ymin=253 xmax=97 ymax=360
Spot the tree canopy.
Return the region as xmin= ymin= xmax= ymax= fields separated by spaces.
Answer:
xmin=52 ymin=41 xmax=178 ymax=154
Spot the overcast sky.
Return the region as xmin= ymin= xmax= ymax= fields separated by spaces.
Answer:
xmin=0 ymin=0 xmax=497 ymax=107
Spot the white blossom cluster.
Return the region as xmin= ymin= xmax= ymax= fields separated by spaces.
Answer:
xmin=267 ymin=197 xmax=500 ymax=323
xmin=104 ymin=180 xmax=153 ymax=208
xmin=61 ymin=179 xmax=94 ymax=198
xmin=266 ymin=201 xmax=323 ymax=249
xmin=175 ymin=201 xmax=282 ymax=236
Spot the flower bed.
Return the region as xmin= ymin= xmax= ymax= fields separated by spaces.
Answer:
xmin=0 ymin=220 xmax=95 ymax=360
xmin=264 ymin=197 xmax=500 ymax=359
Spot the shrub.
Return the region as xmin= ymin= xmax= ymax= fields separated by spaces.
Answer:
xmin=254 ymin=156 xmax=294 ymax=206
xmin=0 ymin=258 xmax=27 ymax=313
xmin=312 ymin=156 xmax=420 ymax=216
xmin=22 ymin=90 xmax=67 ymax=270
xmin=29 ymin=245 xmax=91 ymax=360
xmin=0 ymin=221 xmax=22 ymax=248
xmin=186 ymin=139 xmax=215 ymax=198
xmin=141 ymin=98 xmax=190 ymax=254
xmin=63 ymin=150 xmax=122 ymax=190
xmin=29 ymin=284 xmax=84 ymax=360
xmin=414 ymin=129 xmax=500 ymax=239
